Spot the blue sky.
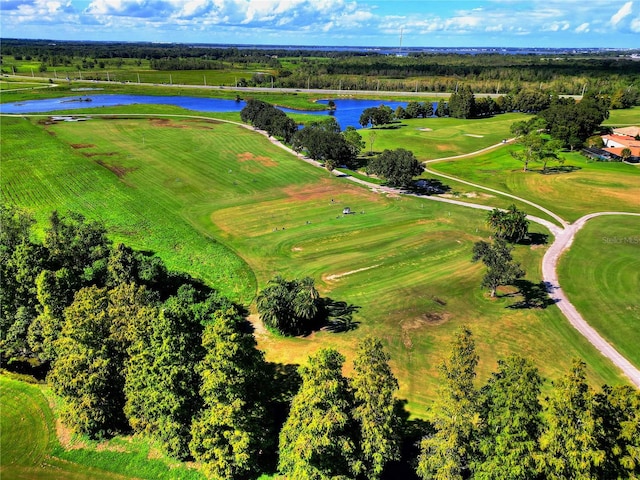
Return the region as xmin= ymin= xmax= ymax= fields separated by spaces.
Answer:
xmin=1 ymin=0 xmax=639 ymax=48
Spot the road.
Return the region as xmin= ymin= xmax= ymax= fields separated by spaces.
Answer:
xmin=2 ymin=73 xmax=584 ymax=100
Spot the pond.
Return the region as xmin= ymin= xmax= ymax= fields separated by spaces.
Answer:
xmin=0 ymin=94 xmax=436 ymax=130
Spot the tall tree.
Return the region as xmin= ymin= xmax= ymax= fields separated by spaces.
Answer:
xmin=256 ymin=275 xmax=321 ymax=336
xmin=278 ymin=348 xmax=357 ymax=479
xmin=475 ymin=355 xmax=543 ymax=480
xmin=417 ymin=327 xmax=480 ymax=480
xmin=449 ymin=86 xmax=476 ymax=119
xmin=190 ymin=309 xmax=273 ymax=478
xmin=367 ymin=148 xmax=424 ymax=188
xmin=593 ymin=385 xmax=640 ymax=479
xmin=472 ymin=239 xmax=525 ymax=297
xmin=48 ymin=285 xmax=127 ymax=438
xmin=342 ymin=126 xmax=365 ymax=158
xmin=486 ymin=204 xmax=529 ymax=244
xmin=539 ymin=360 xmax=605 ymax=479
xmin=124 ymin=285 xmax=214 ymax=458
xmin=351 ymin=337 xmax=401 ymax=480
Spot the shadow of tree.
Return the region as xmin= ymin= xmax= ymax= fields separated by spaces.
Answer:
xmin=322 ymin=298 xmax=361 ymax=332
xmin=508 ymin=280 xmax=555 ymax=309
xmin=538 ymin=165 xmax=582 ymax=174
xmin=407 ymin=178 xmax=451 ymax=196
xmin=518 ymin=232 xmax=549 ymax=246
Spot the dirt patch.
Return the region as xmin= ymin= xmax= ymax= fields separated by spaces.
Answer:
xmin=436 ymin=144 xmax=456 ymax=151
xmin=56 ymin=417 xmax=89 ymax=450
xmin=149 ymin=118 xmax=186 ymax=128
xmin=147 ymin=446 xmax=164 ymax=460
xmin=83 ymin=152 xmax=118 ymax=158
xmin=419 ymin=128 xmax=433 ymax=132
xmin=95 ymin=159 xmax=137 ymax=178
xmin=463 ymin=133 xmax=484 ymax=138
xmin=400 ymin=312 xmax=451 ymax=349
xmin=70 ymin=143 xmax=96 ymax=149
xmin=237 ymin=151 xmax=278 ymax=167
xmin=292 ymin=247 xmax=303 ymax=252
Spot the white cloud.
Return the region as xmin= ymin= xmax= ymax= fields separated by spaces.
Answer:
xmin=575 ymin=22 xmax=590 ymax=33
xmin=631 ymin=16 xmax=640 ymax=31
xmin=610 ymin=1 xmax=633 ymax=26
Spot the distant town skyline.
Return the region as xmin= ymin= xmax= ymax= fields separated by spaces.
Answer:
xmin=1 ymin=0 xmax=639 ymax=48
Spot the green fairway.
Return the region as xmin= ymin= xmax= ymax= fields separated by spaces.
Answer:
xmin=0 ymin=376 xmax=205 ymax=479
xmin=558 ymin=216 xmax=640 ymax=369
xmin=428 ymin=148 xmax=640 ymax=222
xmin=604 ymin=106 xmax=640 ymax=126
xmin=365 ymin=113 xmax=528 ymax=160
xmin=1 ymin=114 xmax=628 ymax=413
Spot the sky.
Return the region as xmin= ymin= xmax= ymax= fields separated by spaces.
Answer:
xmin=1 ymin=0 xmax=639 ymax=48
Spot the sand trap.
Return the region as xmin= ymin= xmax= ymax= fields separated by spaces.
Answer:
xmin=419 ymin=128 xmax=433 ymax=132
xmin=464 ymin=133 xmax=484 ymax=138
xmin=326 ymin=264 xmax=381 ymax=281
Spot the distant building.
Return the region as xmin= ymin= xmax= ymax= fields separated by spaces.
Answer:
xmin=343 ymin=207 xmax=351 ymax=214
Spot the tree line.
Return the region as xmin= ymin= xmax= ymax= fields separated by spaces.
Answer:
xmin=3 ymin=39 xmax=639 ymax=102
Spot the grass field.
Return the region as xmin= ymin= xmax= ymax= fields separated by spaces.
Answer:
xmin=2 ymin=113 xmax=628 ymax=405
xmin=428 ymin=148 xmax=640 ymax=222
xmin=0 ymin=376 xmax=205 ymax=479
xmin=604 ymin=106 xmax=640 ymax=126
xmin=558 ymin=216 xmax=640 ymax=369
xmin=370 ymin=113 xmax=528 ymax=160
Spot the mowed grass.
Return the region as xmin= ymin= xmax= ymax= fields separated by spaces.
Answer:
xmin=558 ymin=216 xmax=640 ymax=369
xmin=604 ymin=106 xmax=640 ymax=126
xmin=0 ymin=376 xmax=204 ymax=479
xmin=368 ymin=113 xmax=528 ymax=160
xmin=2 ymin=114 xmax=628 ymax=412
xmin=1 ymin=115 xmax=257 ymax=303
xmin=428 ymin=148 xmax=640 ymax=222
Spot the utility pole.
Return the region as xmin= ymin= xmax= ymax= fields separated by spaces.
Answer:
xmin=204 ymin=75 xmax=207 ymax=86
xmin=137 ymin=72 xmax=140 ymax=84
xmin=170 ymin=74 xmax=172 ymax=85
xmin=31 ymin=68 xmax=34 ymax=77
xmin=107 ymin=71 xmax=110 ymax=82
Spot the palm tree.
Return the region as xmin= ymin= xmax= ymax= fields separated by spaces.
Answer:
xmin=620 ymin=148 xmax=632 ymax=162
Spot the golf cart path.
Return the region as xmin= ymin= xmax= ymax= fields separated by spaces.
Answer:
xmin=5 ymin=112 xmax=639 ymax=386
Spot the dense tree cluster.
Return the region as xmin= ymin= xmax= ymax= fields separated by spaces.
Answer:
xmin=291 ymin=117 xmax=357 ymax=169
xmin=359 ymin=105 xmax=394 ymax=128
xmin=417 ymin=327 xmax=640 ymax=480
xmin=240 ymin=98 xmax=298 ymax=142
xmin=538 ymin=94 xmax=610 ymax=150
xmin=367 ymin=148 xmax=425 ymax=188
xmin=396 ymin=101 xmax=434 ymax=120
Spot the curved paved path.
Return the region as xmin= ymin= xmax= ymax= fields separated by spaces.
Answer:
xmin=542 ymin=212 xmax=640 ymax=387
xmin=5 ymin=111 xmax=639 ymax=386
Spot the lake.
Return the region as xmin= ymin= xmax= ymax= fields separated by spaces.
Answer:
xmin=0 ymin=94 xmax=435 ymax=130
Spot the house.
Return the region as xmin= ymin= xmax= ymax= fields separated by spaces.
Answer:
xmin=600 ymin=127 xmax=640 ymax=163
xmin=612 ymin=126 xmax=640 ymax=138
